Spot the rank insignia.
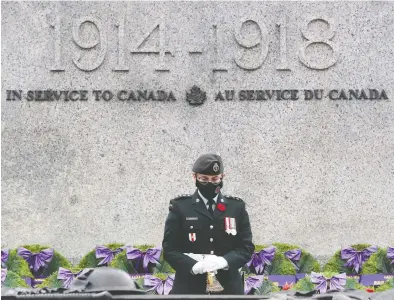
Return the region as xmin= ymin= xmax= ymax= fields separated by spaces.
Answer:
xmin=189 ymin=233 xmax=196 ymax=242
xmin=224 ymin=217 xmax=237 ymax=235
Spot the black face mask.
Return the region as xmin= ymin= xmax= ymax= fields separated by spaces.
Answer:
xmin=196 ymin=180 xmax=223 ymax=200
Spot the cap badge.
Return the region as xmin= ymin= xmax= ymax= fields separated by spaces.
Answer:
xmin=213 ymin=163 xmax=219 ymax=172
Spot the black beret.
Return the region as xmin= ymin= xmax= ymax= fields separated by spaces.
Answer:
xmin=192 ymin=153 xmax=224 ymax=175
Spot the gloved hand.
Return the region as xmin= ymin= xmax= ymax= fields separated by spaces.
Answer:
xmin=199 ymin=255 xmax=218 ymax=273
xmin=202 ymin=256 xmax=228 ymax=273
xmin=184 ymin=253 xmax=204 ymax=261
xmin=191 ymin=261 xmax=205 ymax=274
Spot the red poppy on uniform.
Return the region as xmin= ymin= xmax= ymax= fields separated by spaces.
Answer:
xmin=217 ymin=203 xmax=226 ymax=211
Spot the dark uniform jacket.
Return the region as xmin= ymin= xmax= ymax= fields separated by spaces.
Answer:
xmin=162 ymin=190 xmax=255 ymax=294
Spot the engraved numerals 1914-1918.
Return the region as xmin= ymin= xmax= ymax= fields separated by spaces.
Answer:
xmin=49 ymin=14 xmax=339 ymax=73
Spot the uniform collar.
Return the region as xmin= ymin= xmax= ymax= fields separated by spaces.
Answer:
xmin=197 ymin=190 xmax=219 ymax=205
xmin=191 ymin=190 xmax=226 ymax=220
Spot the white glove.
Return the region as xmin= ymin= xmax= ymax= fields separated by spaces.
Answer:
xmin=200 ymin=255 xmax=218 ymax=273
xmin=184 ymin=253 xmax=204 ymax=261
xmin=202 ymin=256 xmax=229 ymax=273
xmin=191 ymin=261 xmax=205 ymax=274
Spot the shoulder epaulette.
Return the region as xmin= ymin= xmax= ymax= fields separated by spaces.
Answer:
xmin=224 ymin=195 xmax=244 ymax=202
xmin=170 ymin=194 xmax=192 ymax=201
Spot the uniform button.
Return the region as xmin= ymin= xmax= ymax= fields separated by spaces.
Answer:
xmin=210 ymin=238 xmax=213 ymax=242
xmin=190 ymin=226 xmax=193 ymax=229
xmin=210 ymin=225 xmax=214 ymax=229
xmin=210 ymin=251 xmax=215 ymax=254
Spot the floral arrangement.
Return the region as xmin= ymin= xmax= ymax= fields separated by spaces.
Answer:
xmin=244 ymin=274 xmax=281 ymax=295
xmin=271 ymin=243 xmax=320 ymax=273
xmin=111 ymin=244 xmax=175 ymax=274
xmin=15 ymin=244 xmax=72 ymax=282
xmin=376 ymin=278 xmax=394 ymax=292
xmin=37 ymin=267 xmax=85 ymax=289
xmin=361 ymin=246 xmax=394 ymax=274
xmin=1 ymin=269 xmax=29 ymax=288
xmin=292 ymin=271 xmax=364 ymax=294
xmin=244 ymin=244 xmax=296 ymax=275
xmin=2 ymin=248 xmax=33 ymax=278
xmin=1 ymin=242 xmax=392 ymax=293
xmin=323 ymin=244 xmax=382 ymax=274
xmin=77 ymin=243 xmax=126 ymax=268
xmin=133 ymin=273 xmax=174 ymax=294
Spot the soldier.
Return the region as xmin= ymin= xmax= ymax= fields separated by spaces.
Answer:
xmin=162 ymin=153 xmax=255 ymax=294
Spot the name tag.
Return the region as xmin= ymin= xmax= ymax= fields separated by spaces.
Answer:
xmin=186 ymin=217 xmax=198 ymax=220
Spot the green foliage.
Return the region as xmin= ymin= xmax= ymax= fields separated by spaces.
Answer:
xmin=323 ymin=252 xmax=347 ymax=273
xmin=37 ymin=267 xmax=83 ymax=288
xmin=152 ymin=244 xmax=175 ymax=273
xmin=247 ymin=245 xmax=295 ymax=275
xmin=352 ymin=244 xmax=374 ymax=251
xmin=152 ymin=259 xmax=175 ymax=273
xmin=4 ymin=249 xmax=33 ymax=278
xmin=78 ymin=243 xmax=125 ymax=268
xmin=150 ymin=273 xmax=168 ymax=281
xmin=323 ymin=244 xmax=378 ymax=274
xmin=272 ymin=243 xmax=320 ymax=273
xmin=322 ymin=271 xmax=340 ymax=278
xmin=272 ymin=243 xmax=300 ymax=253
xmin=2 ymin=270 xmax=29 ymax=288
xmin=362 ymin=248 xmax=394 ymax=274
xmin=292 ymin=276 xmax=315 ymax=292
xmin=361 ymin=251 xmax=380 ymax=274
xmin=36 ymin=272 xmax=63 ymax=289
xmin=345 ymin=278 xmax=357 ymax=290
xmin=254 ymin=244 xmax=269 ymax=252
xmin=134 ymin=244 xmax=156 ymax=252
xmin=18 ymin=244 xmax=72 ymax=277
xmin=299 ymin=253 xmax=321 ymax=273
xmin=253 ymin=279 xmax=281 ymax=295
xmin=268 ymin=252 xmax=295 ymax=275
xmin=375 ymin=278 xmax=394 ymax=292
xmin=111 ymin=252 xmax=137 ymax=273
xmin=346 ymin=278 xmax=364 ymax=290
xmin=133 ymin=277 xmax=145 ymax=290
